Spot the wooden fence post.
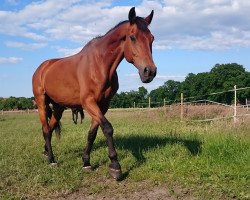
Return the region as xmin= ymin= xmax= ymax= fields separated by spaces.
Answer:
xmin=246 ymin=98 xmax=249 ymax=111
xmin=181 ymin=93 xmax=183 ymax=121
xmin=234 ymin=85 xmax=237 ymax=124
xmin=205 ymin=100 xmax=207 ymax=119
xmin=148 ymin=97 xmax=151 ymax=108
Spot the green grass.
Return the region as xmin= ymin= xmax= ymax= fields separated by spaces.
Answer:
xmin=0 ymin=109 xmax=249 ymax=199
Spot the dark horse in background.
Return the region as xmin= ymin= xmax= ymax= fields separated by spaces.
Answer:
xmin=32 ymin=7 xmax=156 ymax=180
xmin=71 ymin=108 xmax=84 ymax=124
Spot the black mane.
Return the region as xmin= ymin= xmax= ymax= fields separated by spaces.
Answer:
xmin=95 ymin=17 xmax=149 ymax=39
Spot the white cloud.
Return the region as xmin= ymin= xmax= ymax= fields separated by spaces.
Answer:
xmin=56 ymin=46 xmax=82 ymax=56
xmin=156 ymin=75 xmax=185 ymax=81
xmin=5 ymin=41 xmax=47 ymax=50
xmin=0 ymin=57 xmax=23 ymax=64
xmin=126 ymin=73 xmax=185 ymax=81
xmin=6 ymin=0 xmax=18 ymax=5
xmin=0 ymin=0 xmax=250 ymax=50
xmin=120 ymin=73 xmax=185 ymax=92
xmin=151 ymin=0 xmax=250 ymax=50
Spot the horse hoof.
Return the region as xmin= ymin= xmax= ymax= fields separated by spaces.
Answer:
xmin=109 ymin=167 xmax=122 ymax=180
xmin=83 ymin=165 xmax=92 ymax=172
xmin=49 ymin=162 xmax=58 ymax=167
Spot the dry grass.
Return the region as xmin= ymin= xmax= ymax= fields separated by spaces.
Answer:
xmin=164 ymin=103 xmax=250 ymax=121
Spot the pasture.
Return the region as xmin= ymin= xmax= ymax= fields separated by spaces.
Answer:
xmin=0 ymin=109 xmax=249 ymax=199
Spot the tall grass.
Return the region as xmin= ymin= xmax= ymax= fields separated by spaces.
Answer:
xmin=0 ymin=109 xmax=249 ymax=199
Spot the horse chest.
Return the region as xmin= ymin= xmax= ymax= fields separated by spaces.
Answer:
xmin=95 ymin=83 xmax=113 ymax=102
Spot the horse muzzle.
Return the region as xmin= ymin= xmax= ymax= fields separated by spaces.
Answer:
xmin=139 ymin=67 xmax=157 ymax=83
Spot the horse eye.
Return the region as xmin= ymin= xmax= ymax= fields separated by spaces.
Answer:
xmin=130 ymin=35 xmax=136 ymax=42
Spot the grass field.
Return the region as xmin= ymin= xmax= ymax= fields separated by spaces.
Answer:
xmin=0 ymin=109 xmax=249 ymax=199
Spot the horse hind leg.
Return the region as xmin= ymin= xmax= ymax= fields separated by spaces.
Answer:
xmin=43 ymin=103 xmax=64 ymax=165
xmin=35 ymin=95 xmax=56 ymax=164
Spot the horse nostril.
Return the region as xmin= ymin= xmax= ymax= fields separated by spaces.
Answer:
xmin=144 ymin=67 xmax=150 ymax=76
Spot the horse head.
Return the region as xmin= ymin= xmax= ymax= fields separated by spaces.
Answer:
xmin=124 ymin=7 xmax=157 ymax=83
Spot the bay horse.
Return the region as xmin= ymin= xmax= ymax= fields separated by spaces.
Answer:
xmin=71 ymin=108 xmax=84 ymax=124
xmin=32 ymin=7 xmax=156 ymax=180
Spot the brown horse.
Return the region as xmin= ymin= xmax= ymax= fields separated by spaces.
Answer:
xmin=32 ymin=7 xmax=156 ymax=180
xmin=71 ymin=108 xmax=84 ymax=124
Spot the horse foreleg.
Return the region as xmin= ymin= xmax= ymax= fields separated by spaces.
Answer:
xmin=100 ymin=117 xmax=122 ymax=179
xmin=72 ymin=110 xmax=75 ymax=124
xmin=80 ymin=109 xmax=84 ymax=124
xmin=76 ymin=111 xmax=79 ymax=124
xmin=83 ymin=98 xmax=122 ymax=180
xmin=83 ymin=119 xmax=99 ymax=170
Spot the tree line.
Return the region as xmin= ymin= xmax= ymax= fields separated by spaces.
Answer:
xmin=110 ymin=63 xmax=250 ymax=108
xmin=0 ymin=97 xmax=34 ymax=111
xmin=1 ymin=63 xmax=250 ymax=110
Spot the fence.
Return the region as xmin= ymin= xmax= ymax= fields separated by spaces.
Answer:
xmin=133 ymin=85 xmax=250 ymax=123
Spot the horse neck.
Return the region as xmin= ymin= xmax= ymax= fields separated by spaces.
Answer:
xmin=97 ymin=22 xmax=129 ymax=80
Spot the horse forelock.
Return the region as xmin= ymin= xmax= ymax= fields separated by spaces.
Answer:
xmin=134 ymin=17 xmax=150 ymax=32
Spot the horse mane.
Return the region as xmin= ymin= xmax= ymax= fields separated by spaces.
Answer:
xmin=95 ymin=17 xmax=150 ymax=40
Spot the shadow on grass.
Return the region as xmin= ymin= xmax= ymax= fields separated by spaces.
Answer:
xmin=94 ymin=134 xmax=202 ymax=180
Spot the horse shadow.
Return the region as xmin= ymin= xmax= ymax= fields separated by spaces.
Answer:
xmin=94 ymin=133 xmax=202 ymax=180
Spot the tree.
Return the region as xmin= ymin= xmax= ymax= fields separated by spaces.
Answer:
xmin=138 ymin=86 xmax=148 ymax=99
xmin=150 ymin=80 xmax=181 ymax=104
xmin=0 ymin=97 xmax=35 ymax=110
xmin=3 ymin=97 xmax=18 ymax=110
xmin=181 ymin=63 xmax=250 ymax=104
xmin=17 ymin=97 xmax=34 ymax=110
xmin=110 ymin=87 xmax=148 ymax=108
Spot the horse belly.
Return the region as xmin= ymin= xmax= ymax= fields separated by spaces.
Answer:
xmin=47 ymin=85 xmax=81 ymax=107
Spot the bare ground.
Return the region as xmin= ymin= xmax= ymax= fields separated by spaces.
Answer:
xmin=54 ymin=179 xmax=196 ymax=200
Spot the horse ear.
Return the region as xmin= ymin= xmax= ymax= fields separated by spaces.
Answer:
xmin=145 ymin=10 xmax=154 ymax=25
xmin=128 ymin=7 xmax=136 ymax=24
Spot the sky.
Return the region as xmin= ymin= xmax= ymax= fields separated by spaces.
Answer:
xmin=0 ymin=0 xmax=250 ymax=97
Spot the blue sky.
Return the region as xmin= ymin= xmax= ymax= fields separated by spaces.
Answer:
xmin=0 ymin=0 xmax=250 ymax=97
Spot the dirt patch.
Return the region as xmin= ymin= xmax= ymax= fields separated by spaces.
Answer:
xmin=55 ymin=181 xmax=196 ymax=200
